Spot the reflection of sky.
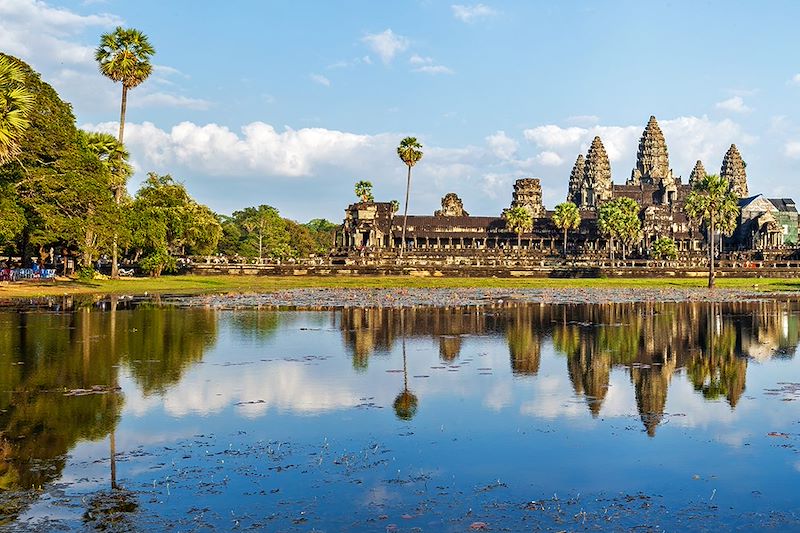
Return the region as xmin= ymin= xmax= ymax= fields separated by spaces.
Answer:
xmin=15 ymin=307 xmax=800 ymax=529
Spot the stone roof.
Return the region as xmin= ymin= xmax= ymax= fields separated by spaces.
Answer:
xmin=768 ymin=198 xmax=798 ymax=213
xmin=584 ymin=136 xmax=612 ymax=200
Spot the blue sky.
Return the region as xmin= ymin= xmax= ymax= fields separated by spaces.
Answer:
xmin=2 ymin=0 xmax=800 ymax=222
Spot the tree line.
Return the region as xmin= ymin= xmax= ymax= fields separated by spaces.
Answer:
xmin=0 ymin=37 xmax=336 ymax=277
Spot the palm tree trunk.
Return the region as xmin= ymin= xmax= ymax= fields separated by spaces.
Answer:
xmin=400 ymin=165 xmax=412 ymax=257
xmin=563 ymin=228 xmax=568 ymax=258
xmin=111 ymin=85 xmax=128 ymax=280
xmin=517 ymin=231 xmax=522 ymax=249
xmin=709 ymin=217 xmax=716 ymax=289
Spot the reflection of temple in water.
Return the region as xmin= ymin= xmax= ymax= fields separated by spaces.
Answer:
xmin=337 ymin=300 xmax=800 ymax=436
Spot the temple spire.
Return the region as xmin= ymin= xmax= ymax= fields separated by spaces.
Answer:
xmin=688 ymin=160 xmax=706 ymax=187
xmin=720 ymin=144 xmax=748 ymax=197
xmin=567 ymin=154 xmax=584 ymax=205
xmin=583 ymin=136 xmax=612 ymax=207
xmin=629 ymin=115 xmax=673 ymax=186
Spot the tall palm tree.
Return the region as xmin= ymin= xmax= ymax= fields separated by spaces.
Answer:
xmin=504 ymin=206 xmax=533 ymax=249
xmin=96 ymin=27 xmax=155 ymax=145
xmin=685 ymin=173 xmax=740 ymax=288
xmin=397 ymin=137 xmax=423 ymax=256
xmin=0 ymin=55 xmax=34 ymax=165
xmin=95 ymin=27 xmax=155 ymax=277
xmin=552 ymin=201 xmax=581 ymax=258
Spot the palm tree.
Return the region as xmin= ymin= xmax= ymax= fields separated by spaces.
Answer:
xmin=397 ymin=137 xmax=423 ymax=255
xmin=0 ymin=55 xmax=34 ymax=165
xmin=85 ymin=132 xmax=134 ymax=193
xmin=393 ymin=309 xmax=418 ymax=421
xmin=504 ymin=206 xmax=533 ymax=249
xmin=96 ymin=28 xmax=155 ymax=278
xmin=685 ymin=173 xmax=740 ymax=288
xmin=354 ymin=180 xmax=374 ymax=202
xmin=552 ymin=202 xmax=581 ymax=258
xmin=96 ymin=27 xmax=155 ymax=145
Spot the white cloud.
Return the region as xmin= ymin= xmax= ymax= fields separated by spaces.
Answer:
xmin=524 ymin=125 xmax=589 ymax=148
xmin=451 ymin=3 xmax=497 ymax=23
xmin=790 ymin=74 xmax=800 ymax=86
xmin=784 ymin=141 xmax=800 ymax=159
xmin=715 ymin=96 xmax=752 ymax=114
xmin=409 ymin=54 xmax=454 ymax=75
xmin=310 ymin=73 xmax=331 ymax=87
xmin=362 ymin=29 xmax=409 ymax=64
xmin=535 ymin=151 xmax=564 ymax=167
xmin=0 ymin=0 xmax=209 ymax=114
xmin=486 ymin=130 xmax=518 ymax=160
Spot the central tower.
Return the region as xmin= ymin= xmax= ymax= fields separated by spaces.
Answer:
xmin=628 ymin=115 xmax=675 ymax=188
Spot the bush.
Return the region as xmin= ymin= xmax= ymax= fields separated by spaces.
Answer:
xmin=651 ymin=237 xmax=678 ymax=261
xmin=139 ymin=249 xmax=176 ymax=277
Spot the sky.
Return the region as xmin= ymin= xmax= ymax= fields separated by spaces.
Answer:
xmin=2 ymin=0 xmax=800 ymax=223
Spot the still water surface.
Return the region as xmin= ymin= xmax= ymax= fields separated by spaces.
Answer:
xmin=1 ymin=299 xmax=799 ymax=530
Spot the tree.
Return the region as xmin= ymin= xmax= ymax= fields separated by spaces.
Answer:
xmin=95 ymin=27 xmax=155 ymax=146
xmin=96 ymin=27 xmax=155 ymax=277
xmin=651 ymin=237 xmax=677 ymax=262
xmin=598 ymin=197 xmax=641 ymax=260
xmin=0 ymin=55 xmax=34 ymax=165
xmin=552 ymin=201 xmax=581 ymax=258
xmin=397 ymin=137 xmax=423 ymax=255
xmin=354 ymin=180 xmax=374 ymax=202
xmin=504 ymin=206 xmax=533 ymax=249
xmin=129 ymin=173 xmax=221 ymax=276
xmin=685 ymin=173 xmax=740 ymax=288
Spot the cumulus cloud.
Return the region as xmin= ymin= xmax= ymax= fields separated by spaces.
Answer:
xmin=715 ymin=96 xmax=752 ymax=113
xmin=0 ymin=0 xmax=209 ymax=113
xmin=362 ymin=29 xmax=409 ymax=64
xmin=451 ymin=3 xmax=497 ymax=23
xmin=535 ymin=151 xmax=564 ymax=167
xmin=486 ymin=130 xmax=518 ymax=160
xmin=310 ymin=73 xmax=331 ymax=86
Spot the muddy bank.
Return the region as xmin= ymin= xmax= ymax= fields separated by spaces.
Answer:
xmin=179 ymin=287 xmax=800 ymax=309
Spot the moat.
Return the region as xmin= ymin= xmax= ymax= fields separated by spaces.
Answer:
xmin=1 ymin=297 xmax=799 ymax=530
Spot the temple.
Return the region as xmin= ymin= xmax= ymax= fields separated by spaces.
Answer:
xmin=339 ymin=116 xmax=798 ymax=257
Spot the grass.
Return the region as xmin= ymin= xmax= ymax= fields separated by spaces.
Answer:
xmin=2 ymin=274 xmax=800 ymax=299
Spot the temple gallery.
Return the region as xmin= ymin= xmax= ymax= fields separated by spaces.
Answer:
xmin=340 ymin=116 xmax=797 ymax=256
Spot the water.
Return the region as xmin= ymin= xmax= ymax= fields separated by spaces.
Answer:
xmin=1 ymin=298 xmax=799 ymax=530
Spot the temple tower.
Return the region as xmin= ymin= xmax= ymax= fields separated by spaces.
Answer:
xmin=688 ymin=160 xmax=706 ymax=187
xmin=509 ymin=178 xmax=545 ymax=217
xmin=720 ymin=144 xmax=748 ymax=197
xmin=567 ymin=154 xmax=584 ymax=205
xmin=629 ymin=116 xmax=674 ymax=187
xmin=434 ymin=193 xmax=469 ymax=217
xmin=582 ymin=136 xmax=612 ymax=208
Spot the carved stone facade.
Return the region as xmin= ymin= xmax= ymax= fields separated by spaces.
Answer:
xmin=689 ymin=160 xmax=706 ymax=187
xmin=509 ymin=178 xmax=544 ymax=218
xmin=721 ymin=144 xmax=748 ymax=197
xmin=575 ymin=136 xmax=613 ymax=209
xmin=435 ymin=193 xmax=469 ymax=217
xmin=629 ymin=116 xmax=674 ymax=188
xmin=567 ymin=154 xmax=584 ymax=206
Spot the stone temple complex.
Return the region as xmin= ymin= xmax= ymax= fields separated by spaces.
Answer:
xmin=339 ymin=116 xmax=798 ymax=258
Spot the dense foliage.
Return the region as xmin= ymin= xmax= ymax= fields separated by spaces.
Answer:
xmin=0 ymin=56 xmax=336 ymax=276
xmin=598 ymin=197 xmax=642 ymax=260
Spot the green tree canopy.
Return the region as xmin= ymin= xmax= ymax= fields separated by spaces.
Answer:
xmin=685 ymin=173 xmax=740 ymax=288
xmin=504 ymin=206 xmax=533 ymax=248
xmin=651 ymin=236 xmax=678 ymax=261
xmin=354 ymin=180 xmax=374 ymax=202
xmin=0 ymin=55 xmax=34 ymax=165
xmin=598 ymin=197 xmax=641 ymax=260
xmin=552 ymin=201 xmax=581 ymax=257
